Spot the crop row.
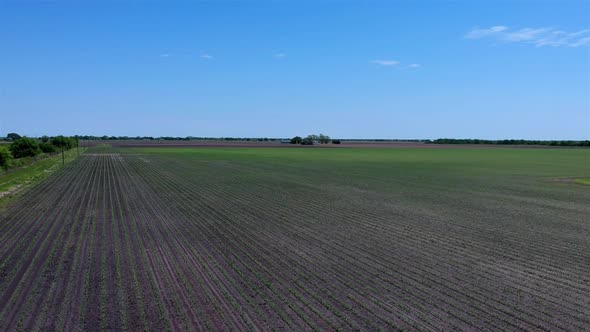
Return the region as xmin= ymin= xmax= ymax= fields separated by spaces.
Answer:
xmin=131 ymin=152 xmax=585 ymax=328
xmin=1 ymin=149 xmax=588 ymax=331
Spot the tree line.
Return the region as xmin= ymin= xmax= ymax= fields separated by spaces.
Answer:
xmin=428 ymin=138 xmax=590 ymax=147
xmin=290 ymin=134 xmax=340 ymax=145
xmin=0 ymin=133 xmax=79 ymax=171
xmin=59 ymin=135 xmax=286 ymax=142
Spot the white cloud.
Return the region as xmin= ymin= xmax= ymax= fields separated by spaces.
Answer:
xmin=407 ymin=64 xmax=421 ymax=68
xmin=466 ymin=26 xmax=590 ymax=47
xmin=570 ymin=36 xmax=590 ymax=47
xmin=200 ymin=54 xmax=213 ymax=59
xmin=274 ymin=53 xmax=286 ymax=58
xmin=159 ymin=53 xmax=171 ymax=57
xmin=503 ymin=28 xmax=547 ymax=42
xmin=372 ymin=60 xmax=400 ymax=66
xmin=465 ymin=26 xmax=508 ymax=39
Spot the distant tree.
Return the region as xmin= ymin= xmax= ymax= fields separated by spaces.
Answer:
xmin=6 ymin=133 xmax=21 ymax=141
xmin=0 ymin=146 xmax=13 ymax=170
xmin=332 ymin=139 xmax=341 ymax=144
xmin=318 ymin=134 xmax=331 ymax=144
xmin=39 ymin=142 xmax=57 ymax=153
xmin=51 ymin=135 xmax=69 ymax=149
xmin=290 ymin=136 xmax=302 ymax=144
xmin=10 ymin=137 xmax=41 ymax=158
xmin=430 ymin=138 xmax=590 ymax=147
xmin=40 ymin=135 xmax=50 ymax=143
xmin=51 ymin=135 xmax=73 ymax=165
xmin=301 ymin=135 xmax=315 ymax=145
xmin=72 ymin=136 xmax=79 ymax=155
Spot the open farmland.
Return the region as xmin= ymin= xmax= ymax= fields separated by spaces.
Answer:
xmin=1 ymin=146 xmax=589 ymax=331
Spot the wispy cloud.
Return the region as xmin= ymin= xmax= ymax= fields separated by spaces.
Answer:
xmin=159 ymin=53 xmax=171 ymax=57
xmin=371 ymin=60 xmax=400 ymax=66
xmin=407 ymin=63 xmax=421 ymax=68
xmin=571 ymin=36 xmax=590 ymax=47
xmin=466 ymin=26 xmax=590 ymax=47
xmin=274 ymin=53 xmax=286 ymax=59
xmin=200 ymin=53 xmax=214 ymax=59
xmin=504 ymin=28 xmax=547 ymax=42
xmin=465 ymin=26 xmax=508 ymax=39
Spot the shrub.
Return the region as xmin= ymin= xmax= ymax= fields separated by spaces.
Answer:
xmin=0 ymin=146 xmax=13 ymax=170
xmin=301 ymin=136 xmax=315 ymax=145
xmin=39 ymin=142 xmax=57 ymax=153
xmin=10 ymin=137 xmax=41 ymax=158
xmin=318 ymin=134 xmax=331 ymax=144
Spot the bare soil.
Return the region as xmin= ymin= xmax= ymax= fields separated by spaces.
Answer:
xmin=1 ymin=148 xmax=588 ymax=330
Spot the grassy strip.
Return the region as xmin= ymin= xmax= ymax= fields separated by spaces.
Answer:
xmin=0 ymin=148 xmax=86 ymax=209
xmin=574 ymin=178 xmax=590 ymax=186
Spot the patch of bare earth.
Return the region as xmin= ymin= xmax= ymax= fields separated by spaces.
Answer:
xmin=0 ymin=184 xmax=23 ymax=199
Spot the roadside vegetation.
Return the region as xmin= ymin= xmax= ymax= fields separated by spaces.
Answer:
xmin=0 ymin=133 xmax=80 ymax=170
xmin=0 ymin=133 xmax=84 ymax=208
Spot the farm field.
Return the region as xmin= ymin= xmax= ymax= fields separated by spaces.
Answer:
xmin=0 ymin=146 xmax=589 ymax=331
xmin=0 ymin=148 xmax=84 ymax=209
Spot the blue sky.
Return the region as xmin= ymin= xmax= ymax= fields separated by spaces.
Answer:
xmin=1 ymin=0 xmax=589 ymax=139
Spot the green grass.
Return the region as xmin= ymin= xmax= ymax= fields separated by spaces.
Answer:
xmin=124 ymin=146 xmax=590 ymax=205
xmin=0 ymin=148 xmax=85 ymax=208
xmin=575 ymin=178 xmax=590 ymax=185
xmin=131 ymin=146 xmax=589 ymax=180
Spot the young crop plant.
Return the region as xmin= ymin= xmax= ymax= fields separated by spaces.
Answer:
xmin=133 ymin=158 xmax=346 ymax=330
xmin=55 ymin=158 xmax=101 ymax=331
xmin=32 ymin=167 xmax=96 ymax=331
xmin=79 ymin=158 xmax=102 ymax=329
xmin=2 ymin=146 xmax=589 ymax=331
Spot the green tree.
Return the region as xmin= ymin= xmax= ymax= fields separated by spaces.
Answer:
xmin=301 ymin=135 xmax=315 ymax=145
xmin=290 ymin=136 xmax=302 ymax=144
xmin=72 ymin=137 xmax=80 ymax=155
xmin=39 ymin=142 xmax=57 ymax=153
xmin=318 ymin=134 xmax=331 ymax=144
xmin=6 ymin=133 xmax=21 ymax=141
xmin=51 ymin=135 xmax=69 ymax=148
xmin=0 ymin=146 xmax=13 ymax=170
xmin=9 ymin=137 xmax=41 ymax=158
xmin=51 ymin=135 xmax=70 ymax=165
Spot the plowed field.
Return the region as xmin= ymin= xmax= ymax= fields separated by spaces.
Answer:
xmin=1 ymin=147 xmax=589 ymax=331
